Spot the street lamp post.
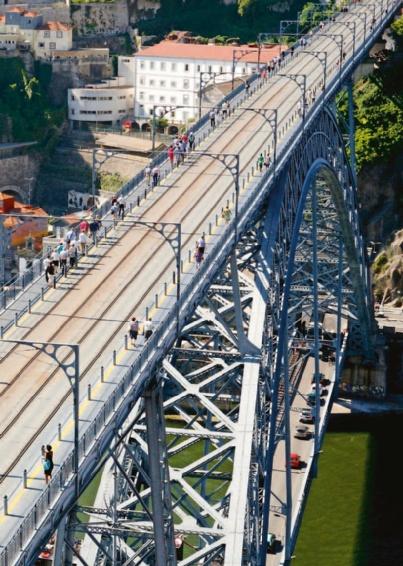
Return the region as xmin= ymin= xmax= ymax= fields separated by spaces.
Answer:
xmin=1 ymin=339 xmax=80 ymax=498
xmin=231 ymin=47 xmax=262 ymax=91
xmin=198 ymin=71 xmax=231 ymax=119
xmin=118 ymin=218 xmax=182 ymax=337
xmin=277 ymin=73 xmax=307 ymax=123
xmin=298 ymin=50 xmax=328 ymax=93
xmin=242 ymin=108 xmax=278 ymax=171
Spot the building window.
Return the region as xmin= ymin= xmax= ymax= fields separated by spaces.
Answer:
xmin=139 ymin=91 xmax=144 ymax=100
xmin=184 ymin=63 xmax=189 ymax=72
xmin=140 ymin=61 xmax=145 ymax=69
xmin=121 ymin=58 xmax=130 ymax=62
xmin=149 ymin=61 xmax=155 ymax=70
xmin=219 ymin=66 xmax=223 ymax=74
xmin=149 ymin=94 xmax=154 ymax=102
xmin=160 ymin=62 xmax=165 ymax=71
xmin=43 ymin=31 xmax=50 ymax=38
xmin=170 ymin=96 xmax=176 ymax=104
xmin=71 ymin=94 xmax=75 ymax=101
xmin=118 ymin=109 xmax=126 ymax=113
xmin=38 ymin=42 xmax=45 ymax=48
xmin=171 ymin=110 xmax=176 ymax=118
xmin=170 ymin=80 xmax=177 ymax=88
xmin=49 ymin=42 xmax=56 ymax=50
xmin=80 ymin=110 xmax=96 ymax=114
xmin=149 ymin=79 xmax=155 ymax=86
xmin=183 ymin=79 xmax=189 ymax=89
xmin=197 ymin=64 xmax=201 ymax=72
xmin=119 ymin=95 xmax=126 ymax=99
xmin=208 ymin=65 xmax=212 ymax=73
xmin=159 ymin=95 xmax=165 ymax=102
xmin=97 ymin=110 xmax=112 ymax=115
xmin=56 ymin=31 xmax=63 ymax=38
xmin=71 ymin=109 xmax=75 ymax=115
xmin=160 ymin=80 xmax=165 ymax=87
xmin=139 ymin=77 xmax=145 ymax=85
xmin=183 ymin=94 xmax=189 ymax=105
xmin=171 ymin=62 xmax=176 ymax=71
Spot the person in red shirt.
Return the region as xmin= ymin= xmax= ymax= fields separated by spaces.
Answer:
xmin=168 ymin=145 xmax=174 ymax=170
xmin=79 ymin=218 xmax=89 ymax=233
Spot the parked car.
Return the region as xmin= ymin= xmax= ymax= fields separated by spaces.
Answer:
xmin=267 ymin=533 xmax=277 ymax=553
xmin=290 ymin=453 xmax=302 ymax=469
xmin=299 ymin=409 xmax=315 ymax=424
xmin=294 ymin=425 xmax=311 ymax=440
xmin=307 ymin=392 xmax=325 ymax=406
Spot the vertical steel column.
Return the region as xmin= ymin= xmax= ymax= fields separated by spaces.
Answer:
xmin=283 ymin=330 xmax=293 ymax=563
xmin=311 ymin=183 xmax=321 ymax=477
xmin=91 ymin=149 xmax=96 ymax=206
xmin=335 ymin=238 xmax=344 ymax=383
xmin=73 ymin=345 xmax=80 ymax=499
xmin=176 ymin=224 xmax=182 ymax=338
xmin=230 ymin=251 xmax=249 ymax=351
xmin=144 ymin=383 xmax=176 ymax=566
xmin=53 ymin=515 xmax=68 ymax=566
xmin=347 ymin=79 xmax=357 ymax=186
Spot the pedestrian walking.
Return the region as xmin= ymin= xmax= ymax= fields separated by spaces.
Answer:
xmin=257 ymin=153 xmax=264 ymax=173
xmin=65 ymin=227 xmax=76 ymax=247
xmin=110 ymin=203 xmax=117 ymax=224
xmin=264 ymin=154 xmax=271 ymax=169
xmin=43 ymin=255 xmax=51 ymax=282
xmin=152 ymin=166 xmax=160 ymax=187
xmin=128 ymin=317 xmax=139 ymax=345
xmin=168 ymin=145 xmax=175 ymax=169
xmin=209 ymin=108 xmax=216 ymax=128
xmin=68 ymin=242 xmax=78 ymax=269
xmin=174 ymin=145 xmax=181 ymax=168
xmin=188 ymin=131 xmax=195 ymax=151
xmin=180 ymin=140 xmax=186 ymax=163
xmin=60 ymin=247 xmax=68 ymax=276
xmin=194 ymin=246 xmax=204 ymax=269
xmin=46 ymin=262 xmax=56 ymax=288
xmin=79 ymin=217 xmax=89 ymax=234
xmin=145 ymin=165 xmax=152 ymax=187
xmin=245 ymin=80 xmax=250 ymax=96
xmin=41 ymin=444 xmax=54 ymax=484
xmin=118 ymin=199 xmax=125 ymax=220
xmin=221 ymin=205 xmax=232 ymax=224
xmin=89 ymin=217 xmax=100 ymax=245
xmin=51 ymin=249 xmax=60 ymax=271
xmin=79 ymin=231 xmax=88 ymax=256
xmin=197 ymin=233 xmax=206 ymax=258
xmin=143 ymin=318 xmax=153 ymax=341
xmin=221 ymin=100 xmax=229 ymax=119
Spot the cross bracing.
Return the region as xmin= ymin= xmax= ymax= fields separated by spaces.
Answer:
xmin=0 ymin=1 xmax=398 ymax=564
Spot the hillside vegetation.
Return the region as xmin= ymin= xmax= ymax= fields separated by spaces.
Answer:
xmin=138 ymin=0 xmax=307 ymax=42
xmin=0 ymin=58 xmax=63 ymax=151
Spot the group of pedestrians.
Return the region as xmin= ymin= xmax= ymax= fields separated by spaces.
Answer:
xmin=128 ymin=316 xmax=154 ymax=346
xmin=43 ymin=215 xmax=102 ymax=287
xmin=111 ymin=195 xmax=126 ymax=223
xmin=256 ymin=152 xmax=271 ymax=173
xmin=145 ymin=164 xmax=161 ymax=187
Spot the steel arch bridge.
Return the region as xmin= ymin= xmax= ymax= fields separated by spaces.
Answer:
xmin=61 ymin=106 xmax=375 ymax=566
xmin=1 ymin=2 xmax=399 ymax=565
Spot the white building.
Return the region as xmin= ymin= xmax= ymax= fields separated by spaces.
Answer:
xmin=34 ymin=21 xmax=73 ymax=59
xmin=0 ymin=7 xmax=72 ymax=58
xmin=68 ymin=56 xmax=136 ymax=127
xmin=134 ymin=41 xmax=283 ymax=123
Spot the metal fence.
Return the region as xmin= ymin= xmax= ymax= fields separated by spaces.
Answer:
xmin=0 ymin=2 xmax=396 ymax=562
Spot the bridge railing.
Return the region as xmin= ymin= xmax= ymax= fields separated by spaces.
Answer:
xmin=0 ymin=2 xmax=399 ymax=563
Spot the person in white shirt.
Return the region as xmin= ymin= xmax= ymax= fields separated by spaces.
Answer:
xmin=51 ymin=249 xmax=60 ymax=270
xmin=197 ymin=234 xmax=206 ymax=257
xmin=143 ymin=318 xmax=153 ymax=340
xmin=65 ymin=228 xmax=75 ymax=246
xmin=78 ymin=231 xmax=88 ymax=256
xmin=59 ymin=248 xmax=68 ymax=276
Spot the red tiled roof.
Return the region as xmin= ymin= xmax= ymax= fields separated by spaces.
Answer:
xmin=24 ymin=11 xmax=40 ymax=17
xmin=38 ymin=21 xmax=72 ymax=31
xmin=136 ymin=42 xmax=285 ymax=63
xmin=0 ymin=15 xmax=5 ymax=23
xmin=6 ymin=7 xmax=25 ymax=13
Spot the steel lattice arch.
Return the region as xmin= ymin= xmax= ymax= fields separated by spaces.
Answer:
xmin=61 ymin=105 xmax=375 ymax=566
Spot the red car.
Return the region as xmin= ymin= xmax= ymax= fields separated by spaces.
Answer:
xmin=290 ymin=453 xmax=302 ymax=469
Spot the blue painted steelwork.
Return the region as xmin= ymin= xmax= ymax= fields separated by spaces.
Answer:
xmin=0 ymin=0 xmax=399 ymax=564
